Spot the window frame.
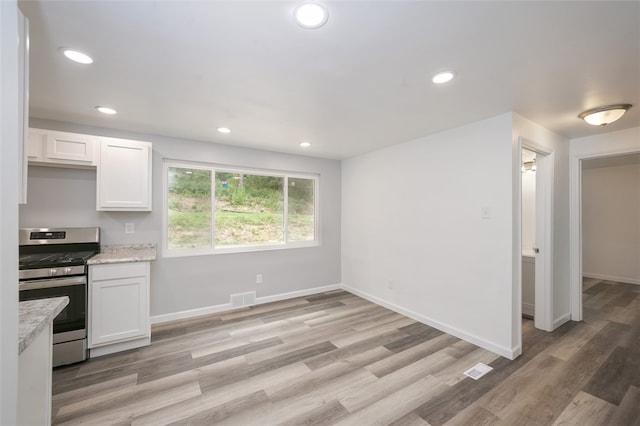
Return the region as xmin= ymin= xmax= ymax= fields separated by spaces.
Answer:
xmin=163 ymin=160 xmax=320 ymax=257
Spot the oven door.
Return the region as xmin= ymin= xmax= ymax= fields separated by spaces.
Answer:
xmin=19 ymin=275 xmax=87 ymax=342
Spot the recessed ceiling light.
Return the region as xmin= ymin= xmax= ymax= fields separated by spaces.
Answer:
xmin=432 ymin=71 xmax=455 ymax=84
xmin=578 ymin=104 xmax=632 ymax=126
xmin=300 ymin=141 xmax=311 ymax=148
xmin=294 ymin=2 xmax=329 ymax=29
xmin=60 ymin=48 xmax=93 ymax=64
xmin=95 ymin=106 xmax=117 ymax=115
xmin=217 ymin=127 xmax=231 ymax=134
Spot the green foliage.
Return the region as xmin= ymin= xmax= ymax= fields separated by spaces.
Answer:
xmin=215 ymin=172 xmax=283 ymax=212
xmin=168 ymin=166 xmax=315 ymax=248
xmin=168 ymin=168 xmax=211 ymax=197
xmin=167 ymin=210 xmax=211 ymax=249
xmin=215 ymin=210 xmax=284 ymax=246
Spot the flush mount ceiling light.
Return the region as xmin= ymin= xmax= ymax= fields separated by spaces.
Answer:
xmin=300 ymin=141 xmax=311 ymax=148
xmin=217 ymin=127 xmax=231 ymax=134
xmin=59 ymin=48 xmax=93 ymax=64
xmin=294 ymin=2 xmax=329 ymax=29
xmin=578 ymin=104 xmax=632 ymax=126
xmin=95 ymin=106 xmax=117 ymax=115
xmin=431 ymin=71 xmax=455 ymax=84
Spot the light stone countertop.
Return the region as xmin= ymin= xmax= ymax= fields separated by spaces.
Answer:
xmin=87 ymin=243 xmax=157 ymax=265
xmin=19 ymin=297 xmax=69 ymax=354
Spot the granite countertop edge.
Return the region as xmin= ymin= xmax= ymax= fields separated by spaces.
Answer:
xmin=87 ymin=243 xmax=157 ymax=265
xmin=19 ymin=297 xmax=69 ymax=354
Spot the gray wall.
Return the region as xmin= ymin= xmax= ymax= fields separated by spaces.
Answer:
xmin=21 ymin=118 xmax=342 ymax=317
xmin=582 ymin=162 xmax=640 ymax=284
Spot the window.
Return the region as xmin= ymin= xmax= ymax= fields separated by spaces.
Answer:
xmin=164 ymin=161 xmax=318 ymax=255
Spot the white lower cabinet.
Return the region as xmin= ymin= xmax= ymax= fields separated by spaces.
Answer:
xmin=18 ymin=321 xmax=52 ymax=426
xmin=89 ymin=262 xmax=150 ymax=357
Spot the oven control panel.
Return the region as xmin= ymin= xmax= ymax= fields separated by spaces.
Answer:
xmin=30 ymin=231 xmax=66 ymax=240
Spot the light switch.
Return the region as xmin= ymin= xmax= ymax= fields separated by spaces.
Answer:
xmin=481 ymin=206 xmax=491 ymax=219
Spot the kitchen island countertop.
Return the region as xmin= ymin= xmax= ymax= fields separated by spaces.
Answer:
xmin=88 ymin=243 xmax=157 ymax=265
xmin=19 ymin=297 xmax=69 ymax=354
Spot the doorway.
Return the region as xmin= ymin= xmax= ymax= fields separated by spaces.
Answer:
xmin=519 ymin=138 xmax=554 ymax=332
xmin=576 ymin=153 xmax=640 ymax=317
xmin=570 ymin=147 xmax=640 ymax=322
xmin=521 ymin=148 xmax=536 ymax=320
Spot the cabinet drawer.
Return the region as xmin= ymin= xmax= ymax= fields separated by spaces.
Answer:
xmin=90 ymin=262 xmax=148 ymax=281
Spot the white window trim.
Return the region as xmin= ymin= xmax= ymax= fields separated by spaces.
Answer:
xmin=163 ymin=160 xmax=320 ymax=258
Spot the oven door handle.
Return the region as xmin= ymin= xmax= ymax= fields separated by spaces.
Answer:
xmin=19 ymin=275 xmax=86 ymax=291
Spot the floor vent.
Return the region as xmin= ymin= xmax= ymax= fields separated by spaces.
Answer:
xmin=463 ymin=363 xmax=493 ymax=380
xmin=230 ymin=291 xmax=257 ymax=308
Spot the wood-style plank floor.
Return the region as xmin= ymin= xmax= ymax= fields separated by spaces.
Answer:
xmin=52 ymin=279 xmax=640 ymax=425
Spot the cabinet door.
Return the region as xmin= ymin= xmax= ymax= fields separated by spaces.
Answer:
xmin=27 ymin=129 xmax=45 ymax=161
xmin=89 ymin=267 xmax=149 ymax=347
xmin=45 ymin=131 xmax=97 ymax=164
xmin=97 ymin=138 xmax=152 ymax=211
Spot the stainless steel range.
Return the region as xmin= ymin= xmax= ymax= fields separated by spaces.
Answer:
xmin=19 ymin=227 xmax=100 ymax=367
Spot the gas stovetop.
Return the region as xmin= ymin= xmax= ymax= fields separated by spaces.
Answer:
xmin=19 ymin=251 xmax=98 ymax=270
xmin=19 ymin=227 xmax=101 ymax=280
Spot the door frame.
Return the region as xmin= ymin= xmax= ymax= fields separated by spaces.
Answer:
xmin=519 ymin=137 xmax=554 ymax=332
xmin=570 ymin=146 xmax=640 ymax=321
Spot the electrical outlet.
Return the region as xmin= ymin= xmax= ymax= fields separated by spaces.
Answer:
xmin=125 ymin=223 xmax=135 ymax=234
xmin=388 ymin=279 xmax=394 ymax=289
xmin=256 ymin=274 xmax=263 ymax=284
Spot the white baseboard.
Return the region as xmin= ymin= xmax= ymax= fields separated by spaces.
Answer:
xmin=522 ymin=303 xmax=535 ymax=318
xmin=151 ymin=282 xmax=519 ymax=360
xmin=553 ymin=312 xmax=571 ymax=329
xmin=341 ymin=284 xmax=517 ymax=360
xmin=89 ymin=337 xmax=150 ymax=358
xmin=151 ymin=302 xmax=233 ymax=324
xmin=151 ymin=283 xmax=342 ymax=325
xmin=583 ymin=272 xmax=639 ymax=285
xmin=256 ymin=284 xmax=341 ymax=305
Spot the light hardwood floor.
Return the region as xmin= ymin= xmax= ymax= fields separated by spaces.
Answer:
xmin=52 ymin=280 xmax=640 ymax=425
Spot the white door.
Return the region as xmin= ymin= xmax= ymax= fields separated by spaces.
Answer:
xmin=533 ymin=151 xmax=554 ymax=331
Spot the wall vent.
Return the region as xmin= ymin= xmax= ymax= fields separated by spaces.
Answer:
xmin=230 ymin=291 xmax=257 ymax=308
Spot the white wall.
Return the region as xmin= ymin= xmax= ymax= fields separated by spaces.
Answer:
xmin=582 ymin=162 xmax=640 ymax=284
xmin=0 ymin=0 xmax=20 ymax=423
xmin=22 ymin=118 xmax=342 ymax=319
xmin=342 ymin=113 xmax=516 ymax=357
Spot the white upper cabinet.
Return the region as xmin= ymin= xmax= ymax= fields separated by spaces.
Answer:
xmin=28 ymin=128 xmax=98 ymax=167
xmin=97 ymin=137 xmax=152 ymax=211
xmin=27 ymin=128 xmax=153 ymax=211
xmin=27 ymin=130 xmax=43 ymax=161
xmin=45 ymin=131 xmax=97 ymax=164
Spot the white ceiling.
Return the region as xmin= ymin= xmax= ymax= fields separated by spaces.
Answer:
xmin=20 ymin=1 xmax=640 ymax=160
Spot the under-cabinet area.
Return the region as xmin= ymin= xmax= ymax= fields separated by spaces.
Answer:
xmin=26 ymin=128 xmax=152 ymax=211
